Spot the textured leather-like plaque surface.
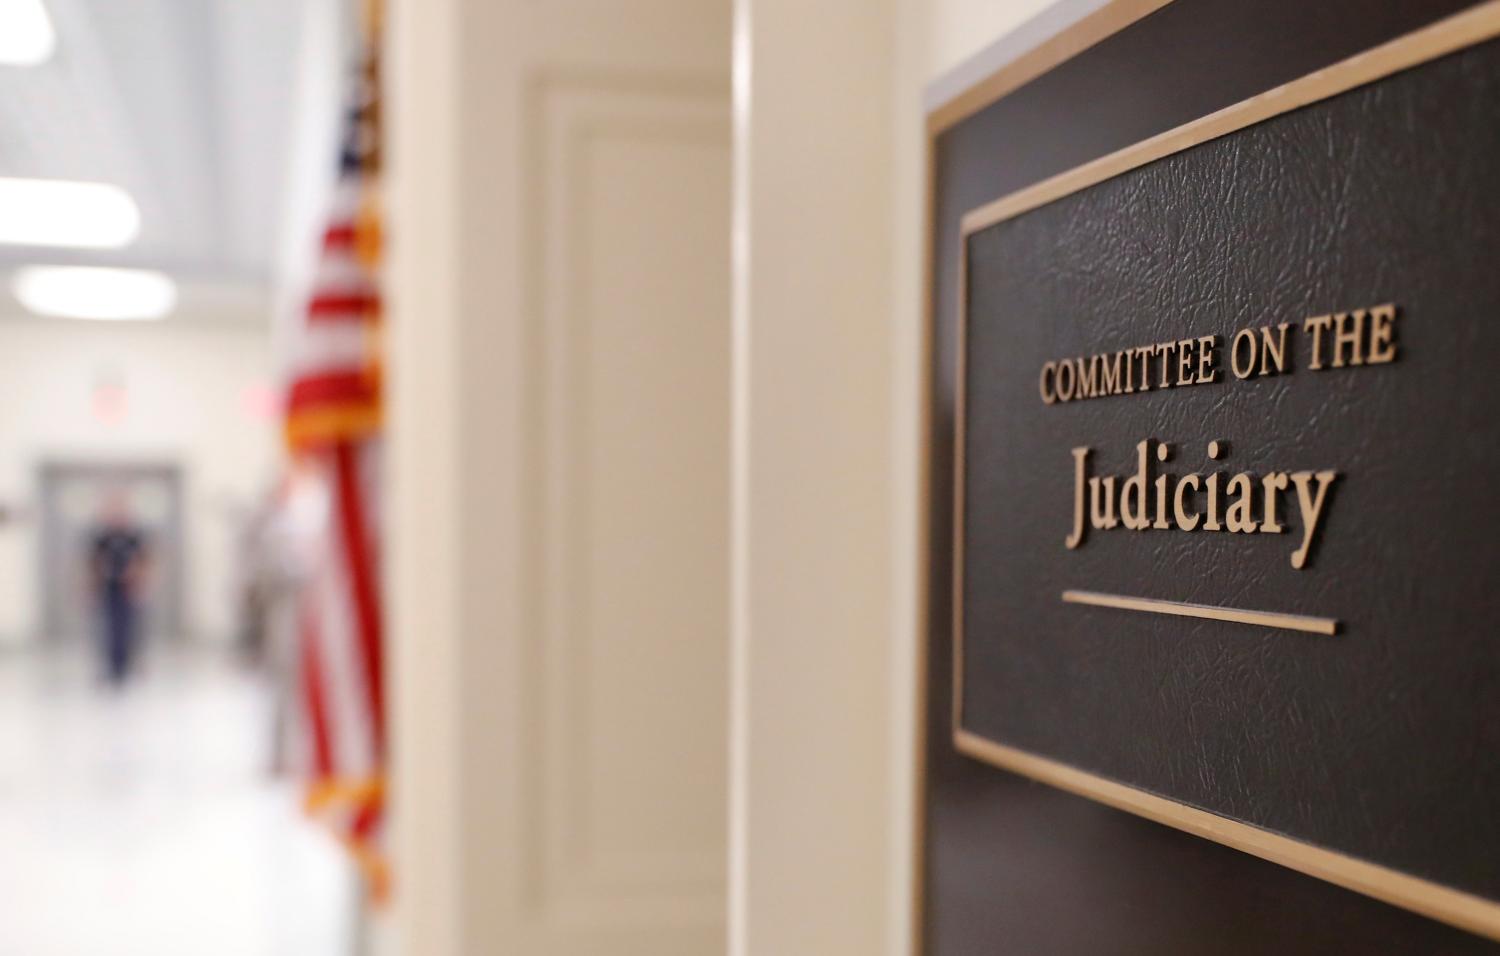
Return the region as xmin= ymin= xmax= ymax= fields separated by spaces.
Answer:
xmin=958 ymin=27 xmax=1500 ymax=911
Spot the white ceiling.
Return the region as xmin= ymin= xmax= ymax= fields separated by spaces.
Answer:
xmin=0 ymin=0 xmax=341 ymax=322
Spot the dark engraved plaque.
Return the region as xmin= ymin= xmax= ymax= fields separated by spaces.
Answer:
xmin=953 ymin=8 xmax=1500 ymax=935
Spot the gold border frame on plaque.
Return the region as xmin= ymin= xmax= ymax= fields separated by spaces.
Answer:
xmin=933 ymin=0 xmax=1500 ymax=941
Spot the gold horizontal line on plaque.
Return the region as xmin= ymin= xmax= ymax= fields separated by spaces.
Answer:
xmin=1060 ymin=589 xmax=1339 ymax=635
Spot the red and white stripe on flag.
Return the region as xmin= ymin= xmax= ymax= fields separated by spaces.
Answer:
xmin=298 ymin=440 xmax=387 ymax=897
xmin=284 ymin=39 xmax=388 ymax=901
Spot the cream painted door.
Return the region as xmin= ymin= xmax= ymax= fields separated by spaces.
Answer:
xmin=388 ymin=1 xmax=731 ymax=953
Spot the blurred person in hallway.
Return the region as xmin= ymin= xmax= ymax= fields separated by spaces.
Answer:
xmin=89 ymin=493 xmax=150 ymax=685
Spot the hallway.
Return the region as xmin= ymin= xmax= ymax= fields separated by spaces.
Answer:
xmin=0 ymin=645 xmax=355 ymax=955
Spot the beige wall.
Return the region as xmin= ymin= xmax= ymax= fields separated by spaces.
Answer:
xmin=0 ymin=319 xmax=277 ymax=644
xmin=729 ymin=0 xmax=1066 ymax=953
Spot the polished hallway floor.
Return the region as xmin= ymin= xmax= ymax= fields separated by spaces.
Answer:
xmin=0 ymin=643 xmax=355 ymax=955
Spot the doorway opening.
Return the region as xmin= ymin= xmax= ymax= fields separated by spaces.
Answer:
xmin=37 ymin=460 xmax=185 ymax=646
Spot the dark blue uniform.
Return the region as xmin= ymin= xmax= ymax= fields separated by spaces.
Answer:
xmin=92 ymin=529 xmax=145 ymax=683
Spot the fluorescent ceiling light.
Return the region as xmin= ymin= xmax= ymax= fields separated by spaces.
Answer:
xmin=0 ymin=0 xmax=56 ymax=66
xmin=0 ymin=178 xmax=140 ymax=248
xmin=13 ymin=266 xmax=177 ymax=321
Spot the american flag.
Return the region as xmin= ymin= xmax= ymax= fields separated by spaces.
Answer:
xmin=283 ymin=38 xmax=388 ymax=901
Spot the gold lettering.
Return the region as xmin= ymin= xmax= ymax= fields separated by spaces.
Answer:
xmin=1120 ymin=439 xmax=1152 ymax=531
xmin=1133 ymin=346 xmax=1154 ymax=391
xmin=1289 ymin=470 xmax=1338 ymax=569
xmin=1041 ymin=304 xmax=1395 ymax=411
xmin=1061 ymin=438 xmax=1344 ymax=567
xmin=1225 ymin=473 xmax=1257 ymax=533
xmin=1259 ymin=322 xmax=1290 ymax=375
xmin=1076 ymin=355 xmax=1098 ymax=399
xmin=1331 ymin=310 xmax=1366 ymax=368
xmin=1204 ymin=473 xmax=1223 ymax=531
xmin=1066 ymin=447 xmax=1090 ymax=549
xmin=1062 ymin=438 xmax=1344 ymax=567
xmin=1099 ymin=351 xmax=1122 ymax=396
xmin=1039 ymin=361 xmax=1057 ymax=404
xmin=1056 ymin=358 xmax=1075 ymax=401
xmin=1152 ymin=441 xmax=1171 ymax=529
xmin=1089 ymin=476 xmax=1118 ymax=529
xmin=1304 ymin=314 xmax=1335 ymax=370
xmin=1176 ymin=338 xmax=1195 ymax=386
xmin=1260 ymin=472 xmax=1288 ymax=533
xmin=1155 ymin=342 xmax=1175 ymax=388
xmin=1197 ymin=334 xmax=1220 ymax=383
xmin=1230 ymin=327 xmax=1257 ymax=379
xmin=1203 ymin=440 xmax=1225 ymax=531
xmin=1173 ymin=474 xmax=1201 ymax=531
xmin=1368 ymin=303 xmax=1398 ymax=364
